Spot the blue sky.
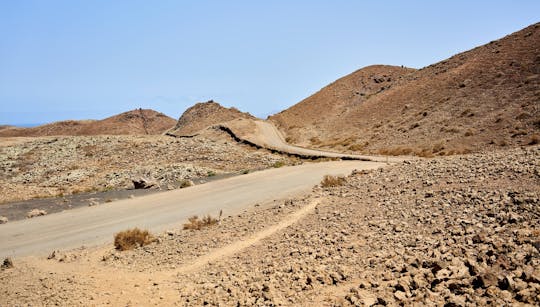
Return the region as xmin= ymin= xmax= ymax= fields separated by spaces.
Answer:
xmin=1 ymin=1 xmax=539 ymax=125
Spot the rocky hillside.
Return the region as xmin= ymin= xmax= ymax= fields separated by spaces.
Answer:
xmin=168 ymin=100 xmax=255 ymax=136
xmin=270 ymin=22 xmax=540 ymax=155
xmin=0 ymin=109 xmax=176 ymax=137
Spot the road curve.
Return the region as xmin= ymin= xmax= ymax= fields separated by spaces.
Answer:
xmin=220 ymin=120 xmax=403 ymax=162
xmin=0 ymin=161 xmax=386 ymax=258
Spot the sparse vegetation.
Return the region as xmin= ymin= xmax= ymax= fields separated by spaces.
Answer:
xmin=183 ymin=215 xmax=219 ymax=230
xmin=527 ymin=134 xmax=539 ymax=145
xmin=464 ymin=129 xmax=475 ymax=137
xmin=309 ymin=136 xmax=321 ymax=144
xmin=273 ymin=161 xmax=285 ymax=168
xmin=207 ymin=171 xmax=216 ymax=177
xmin=321 ymin=175 xmax=346 ymax=188
xmin=178 ymin=179 xmax=194 ymax=188
xmin=378 ymin=142 xmax=471 ymax=157
xmin=348 ymin=143 xmax=365 ymax=151
xmin=114 ymin=228 xmax=155 ymax=251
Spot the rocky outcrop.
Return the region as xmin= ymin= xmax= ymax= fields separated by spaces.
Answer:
xmin=168 ymin=100 xmax=255 ymax=136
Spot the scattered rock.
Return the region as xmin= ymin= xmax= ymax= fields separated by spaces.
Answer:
xmin=1 ymin=258 xmax=13 ymax=269
xmin=0 ymin=216 xmax=8 ymax=224
xmin=26 ymin=209 xmax=47 ymax=218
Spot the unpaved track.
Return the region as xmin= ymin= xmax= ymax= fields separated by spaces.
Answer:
xmin=225 ymin=120 xmax=403 ymax=162
xmin=0 ymin=161 xmax=385 ymax=258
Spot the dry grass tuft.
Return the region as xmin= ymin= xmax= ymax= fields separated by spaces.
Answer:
xmin=378 ymin=142 xmax=471 ymax=157
xmin=114 ymin=228 xmax=155 ymax=251
xmin=179 ymin=179 xmax=194 ymax=188
xmin=273 ymin=161 xmax=285 ymax=168
xmin=528 ymin=134 xmax=539 ymax=145
xmin=183 ymin=215 xmax=219 ymax=230
xmin=321 ymin=175 xmax=346 ymax=188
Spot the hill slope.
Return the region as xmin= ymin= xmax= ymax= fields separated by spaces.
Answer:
xmin=168 ymin=100 xmax=255 ymax=136
xmin=270 ymin=22 xmax=540 ymax=155
xmin=0 ymin=109 xmax=176 ymax=137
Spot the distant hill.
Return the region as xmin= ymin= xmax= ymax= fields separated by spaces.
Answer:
xmin=167 ymin=100 xmax=255 ymax=136
xmin=0 ymin=125 xmax=16 ymax=131
xmin=270 ymin=22 xmax=540 ymax=155
xmin=0 ymin=109 xmax=176 ymax=137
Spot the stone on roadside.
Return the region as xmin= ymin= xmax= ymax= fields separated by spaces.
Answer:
xmin=27 ymin=209 xmax=47 ymax=218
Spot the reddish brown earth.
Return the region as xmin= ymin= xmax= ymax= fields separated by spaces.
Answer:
xmin=0 ymin=109 xmax=176 ymax=137
xmin=270 ymin=22 xmax=540 ymax=156
xmin=168 ymin=100 xmax=255 ymax=136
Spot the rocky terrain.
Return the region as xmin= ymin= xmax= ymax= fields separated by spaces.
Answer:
xmin=0 ymin=109 xmax=176 ymax=137
xmin=270 ymin=22 xmax=540 ymax=155
xmin=1 ymin=145 xmax=537 ymax=305
xmin=167 ymin=100 xmax=255 ymax=137
xmin=0 ymin=133 xmax=294 ymax=204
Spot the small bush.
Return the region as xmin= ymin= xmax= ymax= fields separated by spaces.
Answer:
xmin=528 ymin=135 xmax=539 ymax=145
xmin=310 ymin=136 xmax=321 ymax=144
xmin=321 ymin=175 xmax=346 ymax=188
xmin=207 ymin=171 xmax=216 ymax=177
xmin=464 ymin=129 xmax=475 ymax=137
xmin=183 ymin=215 xmax=219 ymax=230
xmin=114 ymin=228 xmax=155 ymax=251
xmin=273 ymin=161 xmax=285 ymax=168
xmin=378 ymin=146 xmax=413 ymax=156
xmin=179 ymin=179 xmax=194 ymax=188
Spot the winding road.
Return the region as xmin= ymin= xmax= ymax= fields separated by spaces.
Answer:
xmin=220 ymin=120 xmax=402 ymax=162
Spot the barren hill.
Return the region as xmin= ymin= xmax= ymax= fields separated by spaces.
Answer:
xmin=167 ymin=100 xmax=255 ymax=136
xmin=270 ymin=22 xmax=540 ymax=155
xmin=0 ymin=109 xmax=176 ymax=137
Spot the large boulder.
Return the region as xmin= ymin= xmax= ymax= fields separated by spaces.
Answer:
xmin=132 ymin=177 xmax=157 ymax=189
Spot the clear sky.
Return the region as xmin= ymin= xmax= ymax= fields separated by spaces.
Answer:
xmin=1 ymin=1 xmax=539 ymax=125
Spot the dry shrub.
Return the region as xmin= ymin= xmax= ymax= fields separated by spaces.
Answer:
xmin=81 ymin=145 xmax=98 ymax=157
xmin=348 ymin=144 xmax=365 ymax=151
xmin=378 ymin=146 xmax=414 ymax=156
xmin=464 ymin=129 xmax=475 ymax=137
xmin=273 ymin=161 xmax=285 ymax=168
xmin=379 ymin=142 xmax=471 ymax=157
xmin=321 ymin=137 xmax=355 ymax=148
xmin=114 ymin=228 xmax=155 ymax=251
xmin=179 ymin=179 xmax=194 ymax=188
xmin=309 ymin=136 xmax=321 ymax=144
xmin=183 ymin=215 xmax=218 ymax=230
xmin=528 ymin=134 xmax=539 ymax=145
xmin=321 ymin=175 xmax=346 ymax=188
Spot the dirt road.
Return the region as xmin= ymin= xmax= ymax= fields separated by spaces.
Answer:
xmin=223 ymin=120 xmax=403 ymax=162
xmin=0 ymin=161 xmax=385 ymax=258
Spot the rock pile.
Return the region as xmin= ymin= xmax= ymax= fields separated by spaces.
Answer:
xmin=144 ymin=145 xmax=538 ymax=305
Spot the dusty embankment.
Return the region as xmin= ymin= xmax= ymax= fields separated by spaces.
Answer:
xmin=0 ymin=134 xmax=295 ymax=205
xmin=1 ymin=146 xmax=538 ymax=306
